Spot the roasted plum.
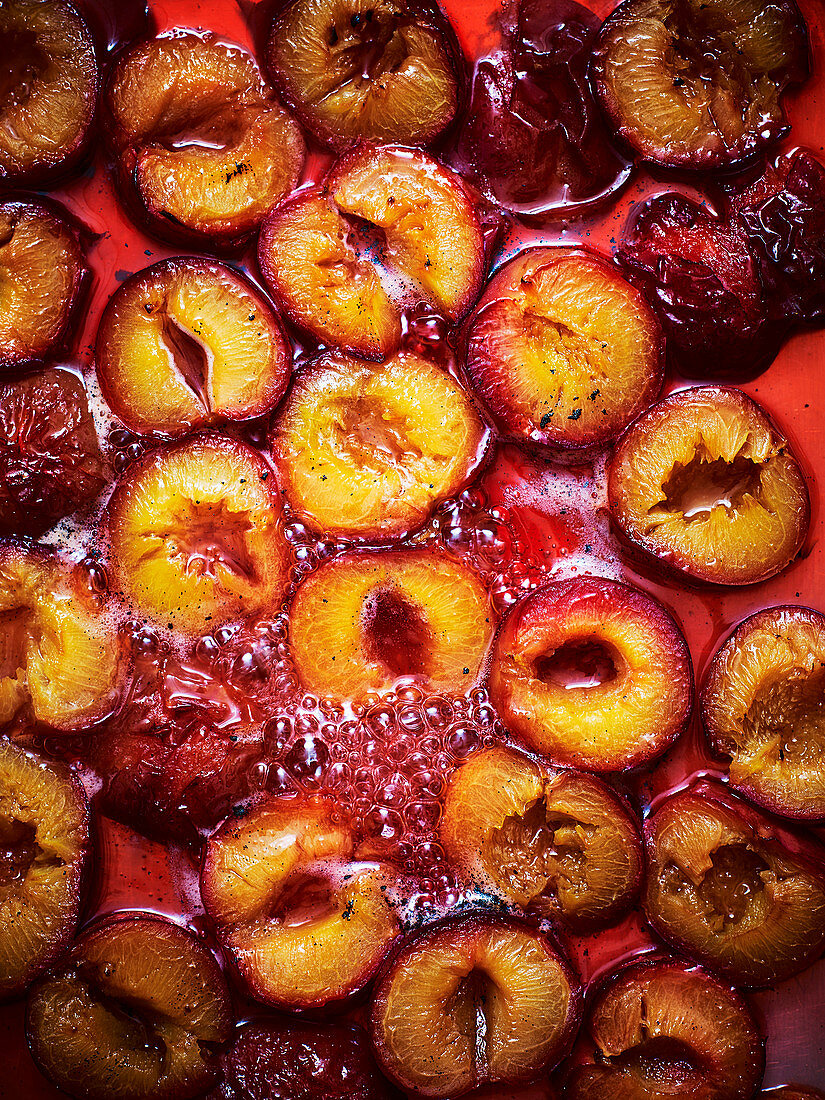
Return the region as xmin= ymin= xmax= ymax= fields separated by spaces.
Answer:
xmin=270 ymin=351 xmax=487 ymax=539
xmin=266 ymin=0 xmax=461 ymax=150
xmin=0 ymin=198 xmax=89 ymax=369
xmin=592 ymin=0 xmax=809 ymax=170
xmin=213 ymin=1019 xmax=400 ymax=1099
xmin=607 ymin=386 xmax=810 ymax=585
xmin=107 ymin=434 xmax=288 ymax=633
xmin=464 ymin=246 xmax=663 ymax=451
xmin=617 ymin=193 xmax=774 ymax=378
xmin=0 ymin=369 xmax=109 ymax=537
xmin=729 ymin=148 xmax=825 ymax=326
xmin=761 ymin=1091 xmax=825 ymax=1099
xmin=0 ymin=740 xmax=88 ymax=1000
xmin=0 ymin=542 xmax=120 ymax=729
xmin=441 ymin=745 xmax=642 ymax=928
xmin=105 ymin=31 xmax=304 ymax=245
xmin=96 ymin=258 xmax=291 ymax=438
xmin=290 ymin=549 xmax=494 ymax=698
xmin=370 ymin=913 xmax=580 ymax=1097
xmin=489 ymin=577 xmax=693 ymax=771
xmin=27 ymin=915 xmax=233 ymax=1100
xmin=702 ymin=606 xmax=825 ymax=822
xmin=0 ymin=0 xmax=98 ymax=184
xmin=201 ymin=795 xmax=399 ymax=1009
xmin=258 ymin=144 xmax=484 ymax=359
xmin=644 ymin=782 xmax=825 ymax=987
xmin=455 ymin=0 xmax=631 ymax=217
xmin=564 ymin=956 xmax=764 ymax=1100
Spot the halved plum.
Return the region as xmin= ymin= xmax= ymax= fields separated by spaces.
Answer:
xmin=729 ymin=148 xmax=825 ymax=326
xmin=107 ymin=434 xmax=288 ymax=633
xmin=213 ymin=1019 xmax=400 ymax=1100
xmin=105 ymin=31 xmax=304 ymax=245
xmin=290 ymin=549 xmax=494 ymax=698
xmin=644 ymin=782 xmax=825 ymax=987
xmin=617 ymin=193 xmax=775 ymax=378
xmin=489 ymin=577 xmax=693 ymax=771
xmin=455 ymin=0 xmax=631 ymax=217
xmin=0 ymin=198 xmax=89 ymax=369
xmin=0 ymin=542 xmax=120 ymax=729
xmin=266 ymin=0 xmax=461 ymax=151
xmin=201 ymin=795 xmax=399 ymax=1009
xmin=0 ymin=369 xmax=109 ymax=537
xmin=0 ymin=740 xmax=88 ymax=999
xmin=592 ymin=0 xmax=809 ymax=170
xmin=761 ymin=1091 xmax=825 ymax=1099
xmin=27 ymin=915 xmax=233 ymax=1100
xmin=96 ymin=258 xmax=291 ymax=438
xmin=270 ymin=351 xmax=488 ymax=539
xmin=464 ymin=246 xmax=663 ymax=451
xmin=441 ymin=745 xmax=642 ymax=928
xmin=258 ymin=145 xmax=484 ymax=358
xmin=607 ymin=386 xmax=810 ymax=585
xmin=702 ymin=606 xmax=825 ymax=822
xmin=370 ymin=913 xmax=580 ymax=1097
xmin=564 ymin=956 xmax=764 ymax=1100
xmin=0 ymin=0 xmax=97 ymax=183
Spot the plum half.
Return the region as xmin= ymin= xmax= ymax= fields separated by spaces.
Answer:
xmin=0 ymin=542 xmax=120 ymax=729
xmin=270 ymin=350 xmax=488 ymax=539
xmin=370 ymin=913 xmax=580 ymax=1097
xmin=564 ymin=956 xmax=764 ymax=1100
xmin=107 ymin=434 xmax=288 ymax=633
xmin=455 ymin=0 xmax=631 ymax=218
xmin=27 ymin=915 xmax=233 ymax=1100
xmin=592 ymin=0 xmax=809 ymax=170
xmin=0 ymin=0 xmax=98 ymax=184
xmin=290 ymin=549 xmax=494 ymax=698
xmin=702 ymin=606 xmax=825 ymax=822
xmin=489 ymin=577 xmax=693 ymax=771
xmin=729 ymin=148 xmax=825 ymax=327
xmin=105 ymin=31 xmax=304 ymax=246
xmin=607 ymin=386 xmax=810 ymax=585
xmin=258 ymin=144 xmax=484 ymax=359
xmin=643 ymin=782 xmax=825 ymax=987
xmin=0 ymin=740 xmax=88 ymax=1000
xmin=617 ymin=193 xmax=774 ymax=379
xmin=214 ymin=1020 xmax=400 ymax=1100
xmin=441 ymin=745 xmax=642 ymax=928
xmin=266 ymin=0 xmax=461 ymax=151
xmin=464 ymin=246 xmax=663 ymax=452
xmin=0 ymin=369 xmax=109 ymax=537
xmin=0 ymin=198 xmax=89 ymax=369
xmin=201 ymin=796 xmax=399 ymax=1010
xmin=96 ymin=258 xmax=291 ymax=438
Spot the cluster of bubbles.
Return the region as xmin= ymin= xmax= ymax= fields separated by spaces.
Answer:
xmin=107 ymin=425 xmax=149 ymax=471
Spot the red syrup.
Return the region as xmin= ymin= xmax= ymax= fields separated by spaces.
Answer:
xmin=2 ymin=0 xmax=825 ymax=1094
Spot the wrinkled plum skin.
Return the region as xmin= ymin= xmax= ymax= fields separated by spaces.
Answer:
xmin=731 ymin=150 xmax=825 ymax=325
xmin=213 ymin=1021 xmax=401 ymax=1100
xmin=456 ymin=0 xmax=630 ymax=214
xmin=617 ymin=193 xmax=777 ymax=378
xmin=0 ymin=371 xmax=109 ymax=535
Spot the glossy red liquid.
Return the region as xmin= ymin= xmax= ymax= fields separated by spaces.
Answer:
xmin=1 ymin=0 xmax=824 ymax=1095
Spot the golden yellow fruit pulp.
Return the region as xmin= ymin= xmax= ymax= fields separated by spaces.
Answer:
xmin=268 ymin=0 xmax=457 ymax=148
xmin=609 ymin=387 xmax=809 ymax=584
xmin=272 ymin=351 xmax=487 ymax=538
xmin=96 ymin=259 xmax=289 ymax=436
xmin=108 ymin=435 xmax=287 ymax=633
xmin=202 ymin=798 xmax=398 ymax=1008
xmin=0 ymin=546 xmax=118 ymax=729
xmin=0 ymin=741 xmax=88 ymax=998
xmin=0 ymin=0 xmax=97 ymax=180
xmin=0 ymin=202 xmax=84 ymax=364
xmin=290 ymin=550 xmax=494 ymax=697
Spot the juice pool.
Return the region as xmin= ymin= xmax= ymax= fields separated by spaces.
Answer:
xmin=1 ymin=0 xmax=824 ymax=1094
